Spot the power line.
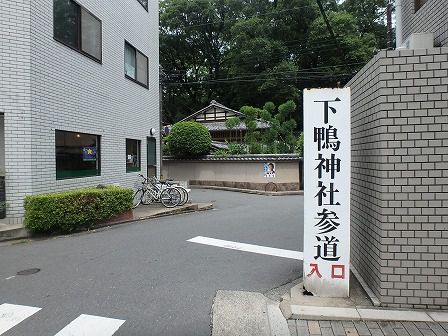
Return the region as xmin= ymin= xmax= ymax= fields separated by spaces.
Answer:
xmin=163 ymin=60 xmax=361 ymax=80
xmin=164 ymin=75 xmax=352 ymax=86
xmin=162 ymin=62 xmax=365 ymax=86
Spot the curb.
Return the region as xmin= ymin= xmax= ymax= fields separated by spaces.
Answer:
xmin=267 ymin=304 xmax=290 ymax=336
xmin=192 ymin=185 xmax=303 ymax=196
xmin=281 ymin=279 xmax=448 ymax=324
xmin=0 ymin=225 xmax=29 ymax=243
xmin=0 ymin=203 xmax=214 ymax=244
xmin=350 ymin=265 xmax=381 ymax=307
xmin=289 ymin=306 xmax=448 ymax=322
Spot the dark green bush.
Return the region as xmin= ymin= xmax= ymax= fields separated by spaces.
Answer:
xmin=24 ymin=186 xmax=133 ymax=233
xmin=296 ymin=132 xmax=304 ymax=155
xmin=249 ymin=143 xmax=262 ymax=154
xmin=227 ymin=142 xmax=248 ymax=155
xmin=167 ymin=121 xmax=212 ymax=157
xmin=213 ymin=148 xmax=229 ymax=158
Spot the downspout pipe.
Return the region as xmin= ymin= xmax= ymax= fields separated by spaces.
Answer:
xmin=395 ymin=0 xmax=403 ymax=48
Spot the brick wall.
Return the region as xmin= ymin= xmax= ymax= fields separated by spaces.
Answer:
xmin=402 ymin=0 xmax=448 ymax=47
xmin=0 ymin=1 xmax=33 ymax=222
xmin=0 ymin=0 xmax=160 ymax=222
xmin=348 ymin=47 xmax=448 ymax=309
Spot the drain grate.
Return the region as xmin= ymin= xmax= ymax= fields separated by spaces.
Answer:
xmin=17 ymin=268 xmax=40 ymax=276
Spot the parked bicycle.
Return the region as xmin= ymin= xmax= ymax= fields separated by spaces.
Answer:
xmin=149 ymin=176 xmax=190 ymax=206
xmin=132 ymin=174 xmax=181 ymax=209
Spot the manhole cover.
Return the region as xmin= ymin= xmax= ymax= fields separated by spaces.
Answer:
xmin=17 ymin=268 xmax=40 ymax=276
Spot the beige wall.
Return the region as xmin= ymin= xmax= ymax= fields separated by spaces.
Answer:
xmin=162 ymin=160 xmax=301 ymax=190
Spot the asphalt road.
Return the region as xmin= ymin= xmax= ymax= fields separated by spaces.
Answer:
xmin=0 ymin=189 xmax=304 ymax=336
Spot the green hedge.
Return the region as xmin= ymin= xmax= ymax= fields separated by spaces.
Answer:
xmin=24 ymin=186 xmax=133 ymax=233
xmin=167 ymin=121 xmax=212 ymax=157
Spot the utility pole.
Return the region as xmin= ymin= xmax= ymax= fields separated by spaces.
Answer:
xmin=159 ymin=66 xmax=166 ymax=178
xmin=315 ymin=0 xmax=351 ymax=77
xmin=387 ymin=0 xmax=393 ymax=50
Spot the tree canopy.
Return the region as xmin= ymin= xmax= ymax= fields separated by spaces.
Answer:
xmin=160 ymin=0 xmax=388 ymax=125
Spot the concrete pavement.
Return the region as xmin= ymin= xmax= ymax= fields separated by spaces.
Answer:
xmin=287 ymin=320 xmax=448 ymax=336
xmin=211 ymin=290 xmax=289 ymax=336
xmin=0 ymin=189 xmax=303 ymax=335
xmin=2 ymin=189 xmax=445 ymax=335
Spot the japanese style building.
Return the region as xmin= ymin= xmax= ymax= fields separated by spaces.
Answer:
xmin=0 ymin=0 xmax=160 ymax=224
xmin=177 ymin=100 xmax=270 ymax=143
xmin=348 ymin=0 xmax=448 ymax=309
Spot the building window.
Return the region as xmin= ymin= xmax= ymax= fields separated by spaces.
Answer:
xmin=53 ymin=0 xmax=102 ymax=62
xmin=56 ymin=130 xmax=101 ymax=179
xmin=137 ymin=0 xmax=148 ymax=11
xmin=124 ymin=42 xmax=149 ymax=88
xmin=415 ymin=0 xmax=428 ymax=12
xmin=126 ymin=139 xmax=141 ymax=173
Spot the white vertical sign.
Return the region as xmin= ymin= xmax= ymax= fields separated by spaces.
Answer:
xmin=303 ymin=88 xmax=351 ymax=297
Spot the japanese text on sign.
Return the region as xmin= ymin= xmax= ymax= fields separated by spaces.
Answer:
xmin=303 ymin=88 xmax=351 ymax=297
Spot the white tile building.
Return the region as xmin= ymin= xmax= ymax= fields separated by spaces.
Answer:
xmin=0 ymin=0 xmax=160 ymax=224
xmin=348 ymin=0 xmax=448 ymax=309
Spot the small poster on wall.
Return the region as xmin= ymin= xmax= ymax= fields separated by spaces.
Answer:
xmin=83 ymin=147 xmax=97 ymax=161
xmin=264 ymin=162 xmax=276 ymax=178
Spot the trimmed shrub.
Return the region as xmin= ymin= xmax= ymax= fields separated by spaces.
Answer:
xmin=167 ymin=121 xmax=212 ymax=157
xmin=24 ymin=186 xmax=133 ymax=233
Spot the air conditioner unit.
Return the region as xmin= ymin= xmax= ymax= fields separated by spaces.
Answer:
xmin=400 ymin=32 xmax=434 ymax=49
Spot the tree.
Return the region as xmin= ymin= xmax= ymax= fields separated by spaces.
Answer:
xmin=300 ymin=11 xmax=378 ymax=84
xmin=341 ymin=0 xmax=388 ymax=49
xmin=160 ymin=0 xmax=243 ymax=122
xmin=160 ymin=0 xmax=387 ymax=124
xmin=225 ymin=116 xmax=242 ymax=142
xmin=239 ymin=105 xmax=264 ymax=153
xmin=233 ymin=100 xmax=299 ymax=154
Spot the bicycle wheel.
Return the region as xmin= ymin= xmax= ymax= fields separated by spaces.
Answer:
xmin=132 ymin=189 xmax=144 ymax=208
xmin=141 ymin=190 xmax=155 ymax=205
xmin=160 ymin=187 xmax=181 ymax=208
xmin=176 ymin=186 xmax=189 ymax=206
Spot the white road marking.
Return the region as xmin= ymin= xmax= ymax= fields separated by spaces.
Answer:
xmin=0 ymin=303 xmax=41 ymax=335
xmin=187 ymin=236 xmax=303 ymax=260
xmin=54 ymin=314 xmax=125 ymax=336
xmin=4 ymin=276 xmax=15 ymax=280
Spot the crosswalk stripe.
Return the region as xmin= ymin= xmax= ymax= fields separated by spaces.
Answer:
xmin=0 ymin=303 xmax=41 ymax=335
xmin=54 ymin=314 xmax=126 ymax=336
xmin=187 ymin=236 xmax=304 ymax=260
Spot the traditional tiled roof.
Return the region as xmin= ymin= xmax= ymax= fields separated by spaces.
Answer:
xmin=211 ymin=141 xmax=228 ymax=149
xmin=202 ymin=121 xmax=270 ymax=131
xmin=175 ymin=100 xmax=271 ymax=131
xmin=163 ymin=154 xmax=301 ymax=161
xmin=179 ymin=100 xmax=244 ymax=122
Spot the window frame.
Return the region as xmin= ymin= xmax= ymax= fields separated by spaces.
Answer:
xmin=124 ymin=41 xmax=149 ymax=88
xmin=126 ymin=139 xmax=142 ymax=173
xmin=53 ymin=0 xmax=103 ymax=63
xmin=55 ymin=130 xmax=101 ymax=180
xmin=137 ymin=0 xmax=148 ymax=11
